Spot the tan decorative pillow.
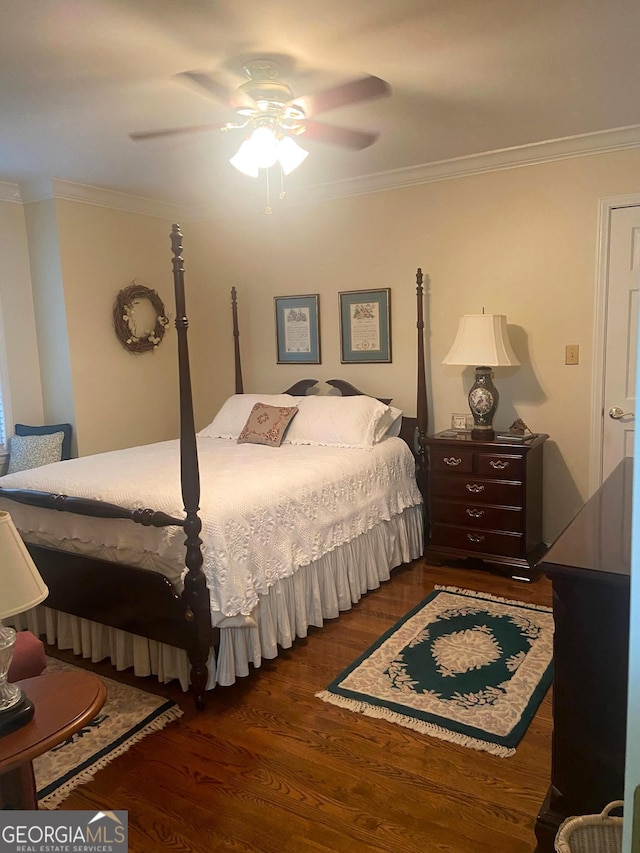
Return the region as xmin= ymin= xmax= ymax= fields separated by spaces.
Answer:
xmin=237 ymin=403 xmax=299 ymax=447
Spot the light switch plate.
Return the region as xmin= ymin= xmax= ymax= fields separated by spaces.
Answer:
xmin=565 ymin=344 xmax=579 ymax=365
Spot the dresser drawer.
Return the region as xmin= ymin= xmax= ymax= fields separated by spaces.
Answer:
xmin=430 ymin=450 xmax=474 ymax=474
xmin=425 ymin=432 xmax=548 ymax=576
xmin=433 ymin=500 xmax=523 ymax=532
xmin=431 ymin=473 xmax=524 ymax=507
xmin=430 ymin=524 xmax=525 ymax=558
xmin=476 ymin=453 xmax=525 ymax=479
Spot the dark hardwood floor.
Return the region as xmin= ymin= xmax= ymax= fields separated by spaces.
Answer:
xmin=47 ymin=558 xmax=553 ymax=853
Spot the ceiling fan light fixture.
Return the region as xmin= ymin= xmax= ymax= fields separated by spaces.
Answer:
xmin=134 ymin=64 xmax=390 ymax=192
xmin=230 ymin=126 xmax=308 ymax=177
xmin=277 ymin=135 xmax=309 ymax=175
xmin=230 ymin=126 xmax=278 ymax=175
xmin=229 ymin=138 xmax=260 ymax=177
xmin=249 ymin=125 xmax=279 ymax=168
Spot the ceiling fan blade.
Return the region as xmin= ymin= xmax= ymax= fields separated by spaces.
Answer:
xmin=129 ymin=123 xmax=220 ymax=141
xmin=299 ymin=120 xmax=380 ymax=150
xmin=178 ymin=70 xmax=256 ymax=111
xmin=289 ymin=75 xmax=390 ymax=118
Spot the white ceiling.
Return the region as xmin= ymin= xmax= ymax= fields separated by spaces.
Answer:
xmin=3 ymin=0 xmax=640 ymax=213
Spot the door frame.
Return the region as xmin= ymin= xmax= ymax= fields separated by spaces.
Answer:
xmin=590 ymin=192 xmax=640 ymax=494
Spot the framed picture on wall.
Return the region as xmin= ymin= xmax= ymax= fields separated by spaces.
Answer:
xmin=339 ymin=288 xmax=391 ymax=363
xmin=274 ymin=294 xmax=321 ymax=364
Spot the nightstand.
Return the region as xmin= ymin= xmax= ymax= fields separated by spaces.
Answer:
xmin=424 ymin=431 xmax=548 ymax=581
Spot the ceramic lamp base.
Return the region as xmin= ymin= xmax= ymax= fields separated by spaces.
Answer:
xmin=468 ymin=366 xmax=499 ymax=438
xmin=471 ymin=427 xmax=495 ymax=441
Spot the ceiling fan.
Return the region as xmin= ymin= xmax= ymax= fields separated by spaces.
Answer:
xmin=130 ymin=59 xmax=391 ymax=175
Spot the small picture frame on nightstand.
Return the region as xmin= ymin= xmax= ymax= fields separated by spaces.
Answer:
xmin=451 ymin=413 xmax=473 ymax=431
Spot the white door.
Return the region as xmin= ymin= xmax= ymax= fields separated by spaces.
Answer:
xmin=602 ymin=204 xmax=639 ymax=480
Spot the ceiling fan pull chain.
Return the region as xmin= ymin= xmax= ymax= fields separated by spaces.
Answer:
xmin=279 ymin=166 xmax=286 ymax=201
xmin=265 ymin=168 xmax=272 ymax=215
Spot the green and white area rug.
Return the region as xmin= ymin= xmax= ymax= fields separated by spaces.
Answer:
xmin=316 ymin=586 xmax=554 ymax=757
xmin=35 ymin=658 xmax=183 ymax=809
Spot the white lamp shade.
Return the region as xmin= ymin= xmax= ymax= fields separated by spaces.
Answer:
xmin=277 ymin=135 xmax=309 ymax=175
xmin=0 ymin=510 xmax=48 ymax=619
xmin=248 ymin=126 xmax=278 ymax=169
xmin=231 ymin=130 xmax=309 ymax=177
xmin=443 ymin=314 xmax=520 ymax=367
xmin=229 ymin=139 xmax=260 ymax=177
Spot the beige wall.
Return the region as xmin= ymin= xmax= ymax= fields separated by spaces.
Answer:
xmin=0 ymin=201 xmax=44 ymax=431
xmin=187 ymin=147 xmax=640 ymax=544
xmin=53 ymin=202 xmax=179 ymax=456
xmin=23 ymin=199 xmax=76 ymax=448
xmin=5 ymin=146 xmax=640 ymax=542
xmin=3 ymin=198 xmax=190 ymax=459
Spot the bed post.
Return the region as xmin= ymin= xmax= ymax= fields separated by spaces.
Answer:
xmin=231 ymin=286 xmax=244 ymax=394
xmin=170 ymin=224 xmax=213 ymax=710
xmin=415 ymin=268 xmax=429 ymax=517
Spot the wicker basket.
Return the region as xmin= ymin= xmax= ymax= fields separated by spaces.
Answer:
xmin=554 ymin=801 xmax=624 ymax=853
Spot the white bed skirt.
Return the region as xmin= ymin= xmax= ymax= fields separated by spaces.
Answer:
xmin=12 ymin=505 xmax=423 ymax=691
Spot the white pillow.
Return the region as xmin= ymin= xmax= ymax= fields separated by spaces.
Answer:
xmin=375 ymin=406 xmax=403 ymax=442
xmin=199 ymin=394 xmax=303 ymax=439
xmin=283 ymin=395 xmax=391 ymax=449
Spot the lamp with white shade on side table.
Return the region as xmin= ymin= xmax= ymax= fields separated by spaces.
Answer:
xmin=0 ymin=511 xmax=49 ymax=736
xmin=442 ymin=312 xmax=520 ymax=441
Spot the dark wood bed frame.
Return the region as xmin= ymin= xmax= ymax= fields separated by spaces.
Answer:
xmin=0 ymin=229 xmax=428 ymax=710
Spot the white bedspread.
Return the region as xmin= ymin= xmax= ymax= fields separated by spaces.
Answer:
xmin=0 ymin=436 xmax=422 ymax=621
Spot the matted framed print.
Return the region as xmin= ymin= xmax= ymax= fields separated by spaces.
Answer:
xmin=339 ymin=288 xmax=391 ymax=363
xmin=274 ymin=294 xmax=321 ymax=364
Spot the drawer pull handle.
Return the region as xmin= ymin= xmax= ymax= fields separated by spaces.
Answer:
xmin=466 ymin=508 xmax=485 ymax=518
xmin=467 ymin=533 xmax=485 ymax=543
xmin=466 ymin=483 xmax=485 ymax=493
xmin=490 ymin=460 xmax=510 ymax=470
xmin=444 ymin=456 xmax=462 ymax=466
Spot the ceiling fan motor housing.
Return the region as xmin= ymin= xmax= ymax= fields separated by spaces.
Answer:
xmin=238 ymin=79 xmax=298 ymax=108
xmin=236 ymin=61 xmax=304 ymax=119
xmin=130 ymin=58 xmax=386 ymax=152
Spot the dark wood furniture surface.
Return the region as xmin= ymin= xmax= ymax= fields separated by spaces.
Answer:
xmin=424 ymin=431 xmax=548 ymax=580
xmin=534 ymin=456 xmax=631 ymax=853
xmin=0 ymin=670 xmax=106 ymax=810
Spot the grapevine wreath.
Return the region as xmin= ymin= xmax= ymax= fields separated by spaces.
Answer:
xmin=113 ymin=282 xmax=169 ymax=354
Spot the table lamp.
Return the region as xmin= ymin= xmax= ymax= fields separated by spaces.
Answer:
xmin=0 ymin=510 xmax=48 ymax=735
xmin=443 ymin=313 xmax=520 ymax=440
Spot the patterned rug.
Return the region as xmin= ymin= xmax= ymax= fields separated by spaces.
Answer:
xmin=35 ymin=657 xmax=183 ymax=808
xmin=316 ymin=586 xmax=553 ymax=757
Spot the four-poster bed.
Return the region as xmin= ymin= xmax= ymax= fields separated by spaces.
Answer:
xmin=0 ymin=231 xmax=429 ymax=710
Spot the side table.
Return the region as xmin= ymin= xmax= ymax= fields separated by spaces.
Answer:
xmin=425 ymin=431 xmax=548 ymax=580
xmin=0 ymin=670 xmax=106 ymax=809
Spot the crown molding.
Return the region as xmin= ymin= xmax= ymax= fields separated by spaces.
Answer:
xmin=187 ymin=124 xmax=640 ymax=220
xmin=5 ymin=124 xmax=640 ymax=220
xmin=18 ymin=178 xmax=188 ymax=220
xmin=280 ymin=123 xmax=640 ymax=208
